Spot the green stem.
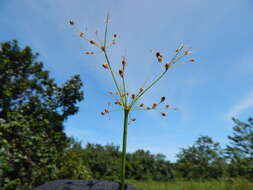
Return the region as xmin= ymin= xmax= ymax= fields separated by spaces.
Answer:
xmin=130 ymin=70 xmax=167 ymax=107
xmin=103 ymin=51 xmax=125 ymax=105
xmin=120 ymin=109 xmax=129 ymax=190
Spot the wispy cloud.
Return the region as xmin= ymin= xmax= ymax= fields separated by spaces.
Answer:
xmin=226 ymin=90 xmax=253 ymax=120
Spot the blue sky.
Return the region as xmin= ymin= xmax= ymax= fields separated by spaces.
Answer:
xmin=1 ymin=0 xmax=253 ymax=161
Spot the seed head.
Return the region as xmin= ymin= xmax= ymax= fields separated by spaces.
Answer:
xmin=146 ymin=107 xmax=151 ymax=110
xmin=156 ymin=52 xmax=163 ymax=63
xmin=108 ymin=91 xmax=113 ymax=95
xmin=160 ymin=96 xmax=166 ymax=103
xmin=84 ymin=51 xmax=94 ymax=55
xmin=139 ymin=88 xmax=144 ymax=93
xmin=152 ymin=103 xmax=157 ymax=109
xmin=101 ymin=112 xmax=105 ymax=115
xmin=114 ymin=100 xmax=122 ymax=105
xmin=131 ymin=118 xmax=136 ymax=121
xmin=165 ymin=104 xmax=170 ymax=108
xmin=80 ymin=32 xmax=85 ymax=37
xmin=102 ymin=64 xmax=109 ymax=69
xmin=89 ymin=40 xmax=96 ymax=45
xmin=161 ymin=112 xmax=167 ymax=117
xmin=131 ymin=94 xmax=136 ymax=99
xmin=104 ymin=109 xmax=109 ymax=113
xmin=156 ymin=52 xmax=161 ymax=57
xmin=157 ymin=56 xmax=163 ymax=63
xmin=113 ymin=34 xmax=117 ymax=38
xmin=190 ymin=58 xmax=196 ymax=62
xmin=139 ymin=103 xmax=144 ymax=107
xmin=119 ymin=69 xmax=124 ymax=77
xmin=122 ymin=56 xmax=126 ymax=68
xmin=184 ymin=51 xmax=192 ymax=55
xmin=68 ymin=20 xmax=75 ymax=25
xmin=101 ymin=46 xmax=106 ymax=51
xmin=165 ymin=63 xmax=172 ymax=71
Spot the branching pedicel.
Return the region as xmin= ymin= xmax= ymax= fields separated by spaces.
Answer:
xmin=69 ymin=13 xmax=196 ymax=190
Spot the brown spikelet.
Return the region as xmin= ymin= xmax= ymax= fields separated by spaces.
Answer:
xmin=131 ymin=118 xmax=136 ymax=121
xmin=157 ymin=56 xmax=163 ymax=63
xmin=139 ymin=88 xmax=144 ymax=93
xmin=113 ymin=34 xmax=117 ymax=38
xmin=160 ymin=96 xmax=166 ymax=103
xmin=108 ymin=91 xmax=113 ymax=95
xmin=101 ymin=112 xmax=105 ymax=115
xmin=80 ymin=32 xmax=84 ymax=37
xmin=84 ymin=51 xmax=94 ymax=55
xmin=152 ymin=103 xmax=157 ymax=109
xmin=89 ymin=40 xmax=96 ymax=45
xmin=102 ymin=64 xmax=109 ymax=69
xmin=104 ymin=109 xmax=109 ymax=113
xmin=156 ymin=52 xmax=161 ymax=58
xmin=101 ymin=46 xmax=106 ymax=51
xmin=165 ymin=104 xmax=170 ymax=108
xmin=139 ymin=103 xmax=144 ymax=107
xmin=114 ymin=100 xmax=122 ymax=105
xmin=165 ymin=63 xmax=172 ymax=71
xmin=122 ymin=56 xmax=126 ymax=68
xmin=190 ymin=58 xmax=196 ymax=62
xmin=119 ymin=69 xmax=124 ymax=77
xmin=184 ymin=51 xmax=192 ymax=55
xmin=68 ymin=20 xmax=75 ymax=25
xmin=156 ymin=52 xmax=163 ymax=63
xmin=131 ymin=94 xmax=136 ymax=99
xmin=161 ymin=112 xmax=167 ymax=116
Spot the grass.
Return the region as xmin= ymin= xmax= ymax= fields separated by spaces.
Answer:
xmin=127 ymin=178 xmax=253 ymax=190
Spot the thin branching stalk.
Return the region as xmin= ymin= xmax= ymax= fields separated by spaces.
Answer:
xmin=68 ymin=13 xmax=196 ymax=190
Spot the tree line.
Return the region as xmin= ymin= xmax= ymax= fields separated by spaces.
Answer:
xmin=0 ymin=40 xmax=252 ymax=190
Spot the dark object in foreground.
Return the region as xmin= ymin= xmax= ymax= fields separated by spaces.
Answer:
xmin=33 ymin=180 xmax=138 ymax=190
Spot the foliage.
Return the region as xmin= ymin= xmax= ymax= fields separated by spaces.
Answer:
xmin=175 ymin=136 xmax=225 ymax=179
xmin=56 ymin=147 xmax=92 ymax=180
xmin=79 ymin=143 xmax=173 ymax=182
xmin=81 ymin=143 xmax=122 ymax=181
xmin=126 ymin=150 xmax=173 ymax=181
xmin=0 ymin=40 xmax=84 ymax=190
xmin=225 ymin=117 xmax=253 ymax=178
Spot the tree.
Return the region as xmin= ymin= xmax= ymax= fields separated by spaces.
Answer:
xmin=226 ymin=117 xmax=253 ymax=178
xmin=82 ymin=143 xmax=122 ymax=181
xmin=0 ymin=40 xmax=84 ymax=190
xmin=126 ymin=150 xmax=173 ymax=181
xmin=176 ymin=136 xmax=225 ymax=179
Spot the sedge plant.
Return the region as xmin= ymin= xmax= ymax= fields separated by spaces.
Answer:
xmin=69 ymin=13 xmax=196 ymax=190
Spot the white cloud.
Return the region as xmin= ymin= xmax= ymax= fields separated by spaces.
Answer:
xmin=226 ymin=90 xmax=253 ymax=120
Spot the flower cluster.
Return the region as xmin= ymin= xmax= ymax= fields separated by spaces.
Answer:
xmin=69 ymin=14 xmax=196 ymax=190
xmin=68 ymin=17 xmax=195 ymax=122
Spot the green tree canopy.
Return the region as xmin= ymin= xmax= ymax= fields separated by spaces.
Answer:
xmin=0 ymin=40 xmax=84 ymax=190
xmin=226 ymin=117 xmax=253 ymax=160
xmin=226 ymin=117 xmax=253 ymax=178
xmin=176 ymin=136 xmax=225 ymax=179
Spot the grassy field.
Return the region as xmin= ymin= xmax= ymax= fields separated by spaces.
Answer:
xmin=128 ymin=178 xmax=253 ymax=190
